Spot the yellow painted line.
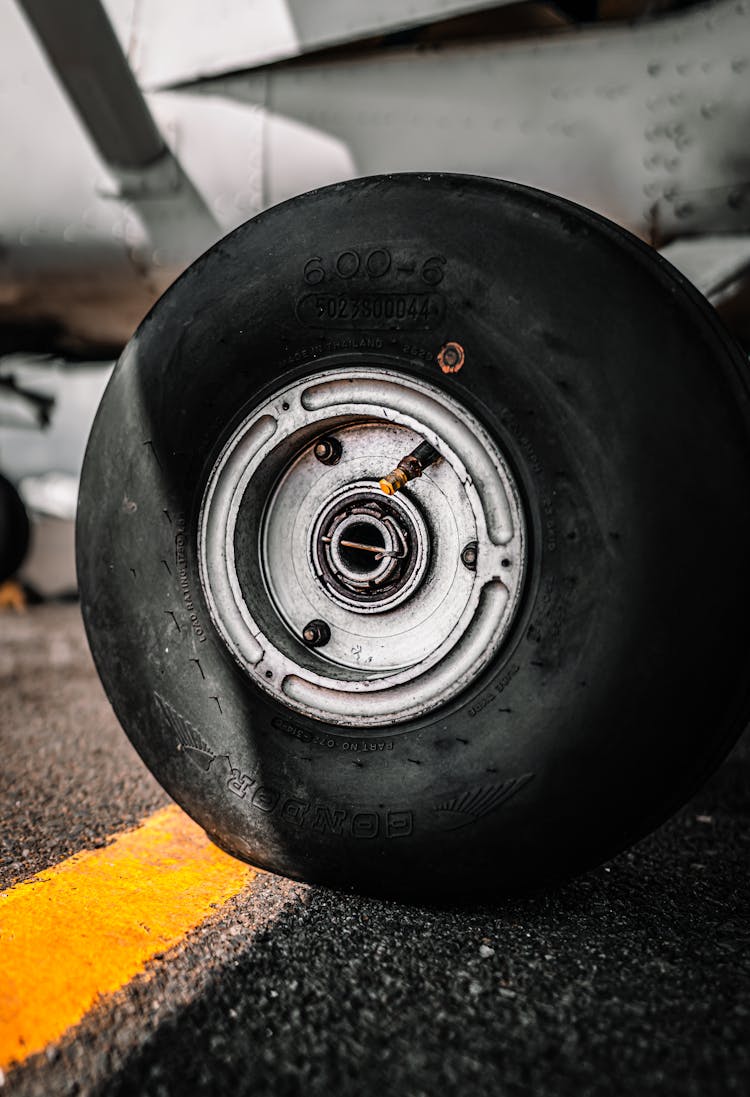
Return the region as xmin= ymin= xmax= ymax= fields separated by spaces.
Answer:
xmin=0 ymin=805 xmax=257 ymax=1070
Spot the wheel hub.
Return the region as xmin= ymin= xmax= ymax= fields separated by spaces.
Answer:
xmin=311 ymin=486 xmax=427 ymax=611
xmin=199 ymin=367 xmax=527 ymax=727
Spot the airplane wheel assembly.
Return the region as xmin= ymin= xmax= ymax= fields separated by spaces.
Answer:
xmin=0 ymin=472 xmax=30 ymax=584
xmin=78 ymin=175 xmax=750 ymax=897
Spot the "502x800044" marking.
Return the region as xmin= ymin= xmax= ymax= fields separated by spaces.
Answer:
xmin=296 ymin=292 xmax=446 ymax=330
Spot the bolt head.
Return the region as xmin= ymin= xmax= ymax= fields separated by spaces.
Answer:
xmin=461 ymin=542 xmax=478 ymax=570
xmin=302 ymin=619 xmax=331 ymax=647
xmin=313 ymin=436 xmax=342 ymax=465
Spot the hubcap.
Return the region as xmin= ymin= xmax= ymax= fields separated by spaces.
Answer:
xmin=310 ymin=485 xmax=428 ymax=612
xmin=199 ymin=367 xmax=527 ymax=727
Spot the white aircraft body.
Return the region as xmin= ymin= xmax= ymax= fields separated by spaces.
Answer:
xmin=0 ymin=0 xmax=748 ymax=360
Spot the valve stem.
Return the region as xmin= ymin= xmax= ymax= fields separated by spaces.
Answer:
xmin=379 ymin=440 xmax=438 ymax=496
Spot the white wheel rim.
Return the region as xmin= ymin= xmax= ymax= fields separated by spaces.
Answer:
xmin=199 ymin=367 xmax=527 ymax=727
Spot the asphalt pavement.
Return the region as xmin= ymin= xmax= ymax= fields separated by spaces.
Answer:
xmin=2 ymin=604 xmax=749 ymax=1097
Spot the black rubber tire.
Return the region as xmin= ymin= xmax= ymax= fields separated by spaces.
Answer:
xmin=77 ymin=174 xmax=750 ymax=899
xmin=0 ymin=472 xmax=30 ymax=584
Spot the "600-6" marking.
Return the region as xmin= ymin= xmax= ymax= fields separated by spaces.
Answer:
xmin=303 ymin=249 xmax=446 ymax=286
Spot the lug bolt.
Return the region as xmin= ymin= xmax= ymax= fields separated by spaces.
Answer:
xmin=461 ymin=541 xmax=478 ymax=570
xmin=313 ymin=436 xmax=342 ymax=466
xmin=302 ymin=619 xmax=331 ymax=647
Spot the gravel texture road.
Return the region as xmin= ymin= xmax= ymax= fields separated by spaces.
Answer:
xmin=3 ymin=604 xmax=749 ymax=1097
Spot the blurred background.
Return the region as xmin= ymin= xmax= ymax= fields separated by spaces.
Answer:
xmin=1 ymin=0 xmax=749 ymax=603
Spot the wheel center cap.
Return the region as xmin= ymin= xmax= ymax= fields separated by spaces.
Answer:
xmin=310 ymin=485 xmax=428 ymax=612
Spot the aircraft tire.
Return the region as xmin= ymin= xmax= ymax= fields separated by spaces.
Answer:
xmin=77 ymin=174 xmax=750 ymax=898
xmin=0 ymin=472 xmax=30 ymax=584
